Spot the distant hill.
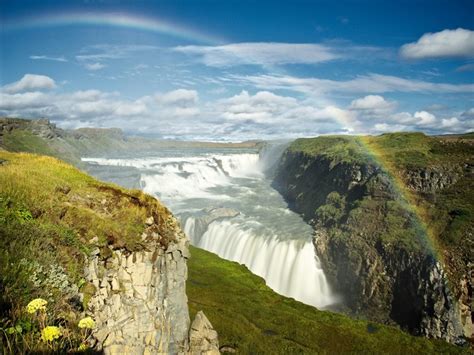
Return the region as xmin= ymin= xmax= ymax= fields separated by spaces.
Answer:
xmin=0 ymin=117 xmax=263 ymax=166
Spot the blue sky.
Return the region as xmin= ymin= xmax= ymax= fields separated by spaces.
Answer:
xmin=1 ymin=0 xmax=473 ymax=140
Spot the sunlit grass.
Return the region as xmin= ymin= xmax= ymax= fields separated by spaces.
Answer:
xmin=187 ymin=246 xmax=465 ymax=354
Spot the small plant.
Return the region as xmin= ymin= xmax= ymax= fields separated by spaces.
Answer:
xmin=26 ymin=298 xmax=47 ymax=314
xmin=78 ymin=316 xmax=96 ymax=350
xmin=41 ymin=325 xmax=62 ymax=342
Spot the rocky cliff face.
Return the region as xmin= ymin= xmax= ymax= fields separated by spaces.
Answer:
xmin=273 ymin=148 xmax=471 ymax=344
xmin=85 ymin=214 xmax=190 ymax=354
xmin=84 ymin=213 xmax=220 ymax=354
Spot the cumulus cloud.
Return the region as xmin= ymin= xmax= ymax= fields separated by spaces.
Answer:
xmin=349 ymin=95 xmax=397 ymax=117
xmin=0 ymin=92 xmax=50 ymax=110
xmin=414 ymin=111 xmax=436 ymax=125
xmin=213 ymin=90 xmax=358 ymax=134
xmin=2 ymin=74 xmax=56 ymax=93
xmin=461 ymin=108 xmax=474 ymax=120
xmin=400 ymin=28 xmax=474 ymax=59
xmin=156 ymin=89 xmax=199 ymax=106
xmin=1 ymin=73 xmax=472 ymax=140
xmin=373 ymin=123 xmax=408 ymax=132
xmin=174 ymin=42 xmax=339 ymax=67
xmin=441 ymin=117 xmax=460 ymax=128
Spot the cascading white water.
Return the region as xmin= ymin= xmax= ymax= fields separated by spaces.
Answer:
xmin=184 ymin=217 xmax=333 ymax=308
xmin=82 ymin=147 xmax=337 ymax=309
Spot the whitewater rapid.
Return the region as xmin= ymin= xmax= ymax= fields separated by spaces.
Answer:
xmin=82 ymin=148 xmax=336 ymax=308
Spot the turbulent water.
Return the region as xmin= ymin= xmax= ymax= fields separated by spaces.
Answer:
xmin=82 ymin=147 xmax=336 ymax=308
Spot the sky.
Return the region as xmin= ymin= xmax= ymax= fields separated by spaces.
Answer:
xmin=1 ymin=0 xmax=473 ymax=141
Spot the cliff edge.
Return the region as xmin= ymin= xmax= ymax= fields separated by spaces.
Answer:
xmin=0 ymin=151 xmax=219 ymax=353
xmin=273 ymin=133 xmax=473 ymax=344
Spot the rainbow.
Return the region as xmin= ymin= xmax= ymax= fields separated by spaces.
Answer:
xmin=357 ymin=136 xmax=444 ymax=265
xmin=2 ymin=11 xmax=224 ymax=44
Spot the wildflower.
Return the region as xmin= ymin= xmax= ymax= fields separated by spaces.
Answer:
xmin=41 ymin=326 xmax=61 ymax=342
xmin=78 ymin=343 xmax=88 ymax=351
xmin=26 ymin=298 xmax=47 ymax=314
xmin=78 ymin=316 xmax=96 ymax=329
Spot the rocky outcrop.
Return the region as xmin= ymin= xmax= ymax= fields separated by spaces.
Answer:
xmin=84 ymin=214 xmax=190 ymax=354
xmin=84 ymin=213 xmax=220 ymax=354
xmin=189 ymin=311 xmax=220 ymax=355
xmin=0 ymin=117 xmax=62 ymax=144
xmin=273 ymin=149 xmax=470 ymax=344
xmin=402 ymin=167 xmax=462 ymax=193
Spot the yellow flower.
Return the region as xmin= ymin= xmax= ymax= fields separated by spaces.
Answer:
xmin=26 ymin=298 xmax=47 ymax=314
xmin=41 ymin=326 xmax=61 ymax=342
xmin=78 ymin=316 xmax=96 ymax=329
xmin=78 ymin=343 xmax=88 ymax=351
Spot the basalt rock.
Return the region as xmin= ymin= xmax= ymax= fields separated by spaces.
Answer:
xmin=83 ymin=213 xmax=219 ymax=354
xmin=189 ymin=311 xmax=220 ymax=355
xmin=274 ymin=149 xmax=470 ymax=344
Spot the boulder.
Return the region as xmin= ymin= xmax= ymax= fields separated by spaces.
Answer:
xmin=189 ymin=311 xmax=220 ymax=355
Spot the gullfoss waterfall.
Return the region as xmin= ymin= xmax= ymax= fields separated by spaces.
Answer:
xmin=82 ymin=148 xmax=337 ymax=309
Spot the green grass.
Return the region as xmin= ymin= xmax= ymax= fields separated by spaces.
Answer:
xmin=0 ymin=151 xmax=175 ymax=352
xmin=289 ymin=132 xmax=474 ymax=168
xmin=2 ymin=130 xmax=59 ymax=157
xmin=288 ymin=136 xmax=369 ymax=164
xmin=363 ymin=132 xmax=474 ymax=168
xmin=286 ymin=132 xmax=474 ymax=307
xmin=187 ymin=246 xmax=464 ymax=354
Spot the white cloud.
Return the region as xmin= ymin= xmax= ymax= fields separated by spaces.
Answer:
xmin=30 ymin=55 xmax=68 ymax=62
xmin=400 ymin=28 xmax=474 ymax=59
xmin=84 ymin=62 xmax=106 ymax=71
xmin=232 ymin=73 xmax=474 ymax=95
xmin=213 ymin=90 xmax=357 ymax=134
xmin=414 ymin=111 xmax=436 ymax=125
xmin=1 ymin=73 xmax=472 ymax=140
xmin=0 ymin=92 xmax=50 ymax=110
xmin=2 ymin=74 xmax=56 ymax=93
xmin=441 ymin=117 xmax=460 ymax=128
xmin=461 ymin=108 xmax=474 ymax=120
xmin=349 ymin=95 xmax=397 ymax=115
xmin=157 ymin=89 xmax=199 ymax=106
xmin=373 ymin=123 xmax=408 ymax=132
xmin=174 ymin=42 xmax=339 ymax=67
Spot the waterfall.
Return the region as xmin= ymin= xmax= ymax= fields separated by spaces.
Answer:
xmin=82 ymin=149 xmax=337 ymax=309
xmin=184 ymin=216 xmax=334 ymax=308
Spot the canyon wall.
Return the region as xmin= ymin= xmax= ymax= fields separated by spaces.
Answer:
xmin=272 ymin=136 xmax=473 ymax=344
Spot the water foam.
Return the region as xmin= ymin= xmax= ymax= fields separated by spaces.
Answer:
xmin=82 ymin=148 xmax=337 ymax=309
xmin=184 ymin=217 xmax=334 ymax=308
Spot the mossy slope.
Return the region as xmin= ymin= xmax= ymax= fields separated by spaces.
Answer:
xmin=187 ymin=246 xmax=464 ymax=354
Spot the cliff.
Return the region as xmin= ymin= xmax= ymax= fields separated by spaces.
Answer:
xmin=0 ymin=151 xmax=219 ymax=353
xmin=1 ymin=119 xmax=470 ymax=353
xmin=273 ymin=133 xmax=473 ymax=345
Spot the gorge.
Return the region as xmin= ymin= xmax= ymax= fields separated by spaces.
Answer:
xmin=0 ymin=118 xmax=472 ymax=353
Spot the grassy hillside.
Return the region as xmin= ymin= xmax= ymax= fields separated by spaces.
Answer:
xmin=286 ymin=132 xmax=473 ymax=258
xmin=288 ymin=135 xmax=370 ymax=164
xmin=0 ymin=118 xmax=262 ymax=167
xmin=187 ymin=246 xmax=465 ymax=354
xmin=0 ymin=151 xmax=174 ymax=352
xmin=282 ymin=132 xmax=473 ymax=334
